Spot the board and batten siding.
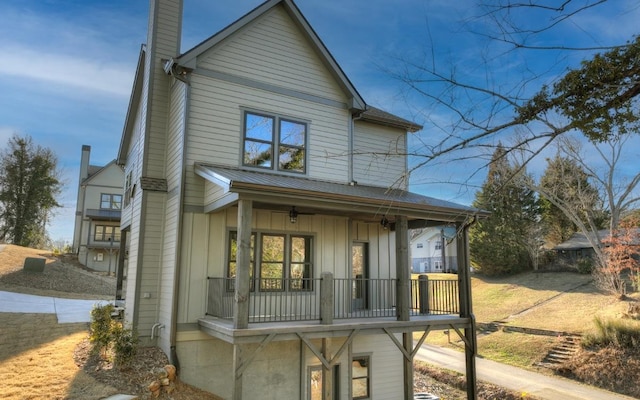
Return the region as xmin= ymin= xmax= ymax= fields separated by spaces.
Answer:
xmin=353 ymin=120 xmax=408 ymax=189
xmin=197 ymin=5 xmax=345 ymax=103
xmin=177 ymin=208 xmax=396 ymax=323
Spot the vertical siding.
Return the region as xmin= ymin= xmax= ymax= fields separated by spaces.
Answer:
xmin=178 ymin=212 xmax=211 ymax=323
xmin=353 ymin=120 xmax=408 ymax=189
xmin=198 ymin=6 xmax=345 ymax=102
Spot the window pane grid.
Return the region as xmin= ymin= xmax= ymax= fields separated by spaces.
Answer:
xmin=226 ymin=231 xmax=313 ymax=292
xmin=243 ymin=111 xmax=306 ymax=173
xmin=94 ymin=225 xmax=121 ymax=242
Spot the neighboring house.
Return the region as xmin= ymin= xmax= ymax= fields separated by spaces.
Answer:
xmin=554 ymin=229 xmax=640 ymax=264
xmin=410 ymin=227 xmax=458 ymax=273
xmin=116 ymin=1 xmax=486 ymax=399
xmin=72 ymin=145 xmax=124 ymax=273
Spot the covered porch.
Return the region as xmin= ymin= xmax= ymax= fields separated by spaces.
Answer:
xmin=194 ymin=163 xmax=484 ymax=400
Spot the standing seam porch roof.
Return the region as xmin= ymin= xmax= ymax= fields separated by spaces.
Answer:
xmin=195 ymin=163 xmax=485 ymax=221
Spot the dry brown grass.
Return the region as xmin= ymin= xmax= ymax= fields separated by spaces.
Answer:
xmin=0 ymin=313 xmax=120 ymax=400
xmin=0 ymin=244 xmax=223 ymax=400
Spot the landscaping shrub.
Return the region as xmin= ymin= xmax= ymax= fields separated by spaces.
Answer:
xmin=583 ymin=317 xmax=640 ymax=349
xmin=90 ymin=303 xmax=138 ymax=367
xmin=90 ymin=304 xmax=114 ymax=358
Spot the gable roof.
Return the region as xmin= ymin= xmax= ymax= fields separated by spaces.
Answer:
xmin=81 ymin=160 xmax=123 ymax=186
xmin=361 ymin=106 xmax=423 ymax=133
xmin=554 ymin=229 xmax=640 ymax=250
xmin=195 ymin=163 xmax=486 ymax=223
xmin=177 ymin=0 xmax=366 ymax=111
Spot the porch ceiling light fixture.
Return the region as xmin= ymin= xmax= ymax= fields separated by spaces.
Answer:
xmin=380 ymin=216 xmax=389 ymax=230
xmin=289 ymin=206 xmax=299 ymax=224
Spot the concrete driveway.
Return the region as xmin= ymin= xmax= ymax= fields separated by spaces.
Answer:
xmin=0 ymin=290 xmax=111 ymax=323
xmin=417 ymin=344 xmax=636 ymax=400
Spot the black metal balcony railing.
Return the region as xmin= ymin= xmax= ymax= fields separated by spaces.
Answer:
xmin=206 ymin=275 xmax=459 ymax=324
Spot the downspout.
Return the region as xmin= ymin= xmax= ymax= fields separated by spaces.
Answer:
xmin=169 ymin=74 xmax=190 ymax=371
xmin=349 ymin=109 xmax=365 ymax=184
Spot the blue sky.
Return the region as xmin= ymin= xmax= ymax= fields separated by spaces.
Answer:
xmin=1 ymin=0 xmax=638 ymax=242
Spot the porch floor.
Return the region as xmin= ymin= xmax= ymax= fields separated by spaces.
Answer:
xmin=197 ymin=313 xmax=472 ymax=343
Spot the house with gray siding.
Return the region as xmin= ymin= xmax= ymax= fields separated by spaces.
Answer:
xmin=410 ymin=227 xmax=458 ymax=273
xmin=72 ymin=145 xmax=123 ymax=273
xmin=116 ymin=1 xmax=486 ymax=399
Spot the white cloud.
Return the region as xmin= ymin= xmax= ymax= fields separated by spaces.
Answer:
xmin=0 ymin=45 xmax=133 ymax=97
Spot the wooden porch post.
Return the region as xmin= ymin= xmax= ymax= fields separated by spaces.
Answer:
xmin=322 ymin=338 xmax=333 ymax=400
xmin=395 ymin=215 xmax=410 ymax=321
xmin=394 ymin=215 xmax=413 ymax=400
xmin=232 ymin=200 xmax=253 ymax=400
xmin=234 ymin=199 xmax=252 ymax=330
xmin=457 ymin=223 xmax=477 ymax=400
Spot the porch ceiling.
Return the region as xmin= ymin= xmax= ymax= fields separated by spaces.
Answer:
xmin=195 ymin=163 xmax=487 ymax=224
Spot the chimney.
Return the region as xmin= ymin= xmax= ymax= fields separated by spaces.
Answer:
xmin=146 ymin=0 xmax=183 ymax=67
xmin=142 ymin=0 xmax=184 ymax=178
xmin=79 ymin=145 xmax=91 ymax=183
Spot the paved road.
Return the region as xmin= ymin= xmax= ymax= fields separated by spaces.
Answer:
xmin=417 ymin=344 xmax=636 ymax=400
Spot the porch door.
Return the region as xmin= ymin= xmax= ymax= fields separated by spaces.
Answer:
xmin=351 ymin=242 xmax=369 ymax=311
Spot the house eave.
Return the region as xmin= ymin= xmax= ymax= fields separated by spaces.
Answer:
xmin=117 ymin=45 xmax=146 ymax=166
xmin=176 ymin=0 xmax=366 ymax=112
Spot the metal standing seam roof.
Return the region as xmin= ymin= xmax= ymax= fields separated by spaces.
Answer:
xmin=195 ymin=163 xmax=483 ymax=218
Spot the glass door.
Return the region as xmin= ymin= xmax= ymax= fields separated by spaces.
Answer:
xmin=351 ymin=242 xmax=368 ymax=311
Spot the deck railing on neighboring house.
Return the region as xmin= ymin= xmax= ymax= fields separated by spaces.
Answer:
xmin=206 ymin=274 xmax=459 ymax=324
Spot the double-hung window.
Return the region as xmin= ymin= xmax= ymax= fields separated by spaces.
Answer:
xmin=243 ymin=111 xmax=307 ymax=174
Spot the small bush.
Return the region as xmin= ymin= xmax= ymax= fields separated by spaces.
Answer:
xmin=90 ymin=304 xmax=115 ymax=357
xmin=583 ymin=317 xmax=640 ymax=349
xmin=89 ymin=303 xmax=138 ymax=367
xmin=111 ymin=323 xmax=138 ymax=367
xmin=576 ymin=257 xmax=594 ymax=274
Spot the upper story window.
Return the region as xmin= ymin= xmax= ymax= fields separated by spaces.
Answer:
xmin=101 ymin=193 xmax=122 ymax=210
xmin=124 ymin=171 xmax=134 ymax=207
xmin=416 ymin=243 xmax=423 ymax=249
xmin=435 ymin=241 xmax=443 ymax=250
xmin=243 ymin=111 xmax=307 ymax=174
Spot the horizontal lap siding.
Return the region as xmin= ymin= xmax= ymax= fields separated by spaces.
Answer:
xmin=166 ymin=81 xmax=185 ymax=189
xmin=184 ymin=74 xmax=350 ymax=206
xmin=152 ymin=80 xmax=187 ymax=352
xmin=353 ymin=121 xmax=407 ymax=189
xmin=137 ymin=193 xmax=166 ymax=336
xmin=199 ymin=6 xmax=344 ymax=102
xmin=353 ymin=335 xmax=404 ymax=399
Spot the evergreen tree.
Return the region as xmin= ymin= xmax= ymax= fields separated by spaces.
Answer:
xmin=469 ymin=145 xmax=540 ymax=275
xmin=538 ymin=154 xmax=604 ymax=246
xmin=0 ymin=135 xmax=61 ymax=247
